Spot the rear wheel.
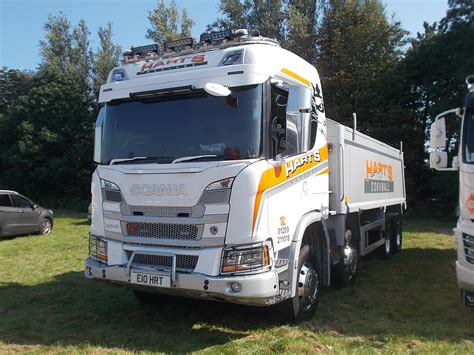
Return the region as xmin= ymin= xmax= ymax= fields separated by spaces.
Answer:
xmin=277 ymin=244 xmax=319 ymax=322
xmin=377 ymin=224 xmax=392 ymax=259
xmin=390 ymin=214 xmax=403 ymax=253
xmin=39 ymin=218 xmax=52 ymax=235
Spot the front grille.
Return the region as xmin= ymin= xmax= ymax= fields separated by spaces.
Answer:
xmin=121 ymin=203 xmax=205 ymax=218
xmin=463 ymin=233 xmax=474 ymax=264
xmin=123 ymin=221 xmax=202 ymax=240
xmin=198 ymin=189 xmax=231 ymax=204
xmin=126 ymin=251 xmax=199 ymax=271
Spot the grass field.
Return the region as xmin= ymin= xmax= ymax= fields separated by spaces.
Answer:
xmin=0 ymin=213 xmax=473 ymax=354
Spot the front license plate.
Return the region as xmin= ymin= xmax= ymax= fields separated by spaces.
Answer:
xmin=130 ymin=271 xmax=171 ymax=288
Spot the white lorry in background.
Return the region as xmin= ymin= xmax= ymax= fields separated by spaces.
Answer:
xmin=430 ymin=75 xmax=474 ymax=307
xmin=85 ymin=29 xmax=406 ymax=321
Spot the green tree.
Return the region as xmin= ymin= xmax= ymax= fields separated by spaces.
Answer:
xmin=146 ymin=0 xmax=194 ymax=47
xmin=209 ymin=0 xmax=285 ymax=41
xmin=0 ymin=15 xmax=96 ymax=207
xmin=398 ymin=0 xmax=474 ymax=217
xmin=316 ymin=0 xmax=407 ymax=127
xmin=93 ymin=23 xmax=122 ymax=98
xmin=285 ymin=0 xmax=319 ymax=62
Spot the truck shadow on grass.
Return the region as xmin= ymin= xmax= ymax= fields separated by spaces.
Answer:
xmin=0 ymin=248 xmax=473 ymax=352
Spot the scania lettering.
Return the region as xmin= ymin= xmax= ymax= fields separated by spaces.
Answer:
xmin=85 ymin=29 xmax=406 ymax=320
xmin=430 ymin=75 xmax=474 ymax=307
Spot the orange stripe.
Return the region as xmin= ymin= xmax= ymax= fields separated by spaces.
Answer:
xmin=251 ymin=145 xmax=328 ymax=235
xmin=316 ymin=168 xmax=329 ymax=176
xmin=281 ymin=68 xmax=311 ymax=87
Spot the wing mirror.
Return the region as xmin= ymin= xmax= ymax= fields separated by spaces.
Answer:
xmin=430 ymin=151 xmax=448 ymax=169
xmin=285 ymin=85 xmax=312 ymax=156
xmin=430 ymin=117 xmax=446 ymax=150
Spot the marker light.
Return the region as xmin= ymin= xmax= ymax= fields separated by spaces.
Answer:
xmin=110 ymin=68 xmax=128 ymax=82
xmin=219 ymin=49 xmax=244 ymax=66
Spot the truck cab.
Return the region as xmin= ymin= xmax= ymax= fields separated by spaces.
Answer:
xmin=430 ymin=75 xmax=474 ymax=307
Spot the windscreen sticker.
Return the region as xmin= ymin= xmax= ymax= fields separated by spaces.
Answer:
xmin=365 ymin=160 xmax=394 ymax=193
xmin=137 ymin=54 xmax=208 ymax=75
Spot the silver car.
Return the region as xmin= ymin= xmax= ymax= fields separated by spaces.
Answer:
xmin=0 ymin=190 xmax=54 ymax=236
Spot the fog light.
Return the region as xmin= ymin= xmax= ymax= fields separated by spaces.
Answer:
xmin=231 ymin=282 xmax=242 ymax=293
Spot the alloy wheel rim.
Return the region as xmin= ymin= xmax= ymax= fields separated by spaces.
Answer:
xmin=42 ymin=221 xmax=51 ymax=234
xmin=344 ymin=243 xmax=357 ymax=280
xmin=298 ymin=263 xmax=319 ymax=311
xmin=385 ymin=237 xmax=391 ymax=253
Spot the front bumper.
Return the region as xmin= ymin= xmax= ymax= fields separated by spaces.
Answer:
xmin=456 ymin=261 xmax=474 ymax=292
xmin=85 ymin=258 xmax=280 ymax=306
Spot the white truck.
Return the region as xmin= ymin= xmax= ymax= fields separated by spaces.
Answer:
xmin=430 ymin=75 xmax=474 ymax=307
xmin=85 ymin=29 xmax=406 ymax=320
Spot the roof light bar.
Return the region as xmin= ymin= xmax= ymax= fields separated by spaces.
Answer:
xmin=200 ymin=30 xmax=234 ymax=43
xmin=164 ymin=37 xmax=194 ymax=52
xmin=129 ymin=43 xmax=159 ymax=57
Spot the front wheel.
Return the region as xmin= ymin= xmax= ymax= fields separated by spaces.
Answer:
xmin=39 ymin=218 xmax=52 ymax=235
xmin=277 ymin=244 xmax=319 ymax=322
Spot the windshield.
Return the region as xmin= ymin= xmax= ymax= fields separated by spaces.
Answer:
xmin=101 ymin=84 xmax=262 ymax=164
xmin=463 ymin=109 xmax=474 ymax=164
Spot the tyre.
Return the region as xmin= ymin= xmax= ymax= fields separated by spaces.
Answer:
xmin=390 ymin=214 xmax=403 ymax=253
xmin=39 ymin=218 xmax=52 ymax=235
xmin=133 ymin=289 xmax=169 ymax=305
xmin=277 ymin=244 xmax=319 ymax=322
xmin=377 ymin=225 xmax=392 ymax=259
xmin=332 ymin=230 xmax=358 ymax=288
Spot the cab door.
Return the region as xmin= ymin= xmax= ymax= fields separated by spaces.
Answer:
xmin=10 ymin=194 xmax=39 ymax=234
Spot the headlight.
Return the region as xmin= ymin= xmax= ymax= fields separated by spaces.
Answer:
xmin=100 ymin=179 xmax=123 ymax=202
xmin=464 ymin=234 xmax=474 ymax=264
xmin=221 ymin=242 xmax=271 ymax=274
xmin=205 ymin=177 xmax=234 ymax=191
xmin=89 ymin=234 xmax=108 ymax=263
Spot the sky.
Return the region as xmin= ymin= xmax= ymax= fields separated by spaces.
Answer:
xmin=0 ymin=0 xmax=449 ymax=71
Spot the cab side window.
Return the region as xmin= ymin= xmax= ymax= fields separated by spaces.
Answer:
xmin=0 ymin=194 xmax=12 ymax=207
xmin=11 ymin=195 xmax=31 ymax=208
xmin=270 ymin=85 xmax=289 ymax=158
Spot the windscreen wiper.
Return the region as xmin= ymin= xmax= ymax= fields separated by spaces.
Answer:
xmin=110 ymin=156 xmax=173 ymax=165
xmin=171 ymin=155 xmax=218 ymax=164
